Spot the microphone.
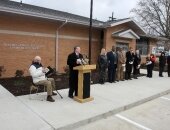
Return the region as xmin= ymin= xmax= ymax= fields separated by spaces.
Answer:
xmin=80 ymin=58 xmax=85 ymax=66
xmin=77 ymin=59 xmax=84 ymax=65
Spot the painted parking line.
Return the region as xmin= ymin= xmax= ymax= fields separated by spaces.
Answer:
xmin=160 ymin=97 xmax=170 ymax=101
xmin=115 ymin=114 xmax=152 ymax=130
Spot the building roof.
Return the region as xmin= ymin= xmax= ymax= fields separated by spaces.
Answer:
xmin=140 ymin=34 xmax=169 ymax=41
xmin=104 ymin=18 xmax=130 ymax=26
xmin=105 ymin=18 xmax=146 ymax=35
xmin=0 ymin=0 xmax=104 ymax=28
xmin=0 ymin=0 xmax=146 ymax=34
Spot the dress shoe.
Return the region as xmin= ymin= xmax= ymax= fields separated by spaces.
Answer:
xmin=52 ymin=91 xmax=57 ymax=96
xmin=47 ymin=95 xmax=55 ymax=102
xmin=129 ymin=78 xmax=132 ymax=80
xmin=121 ymin=79 xmax=125 ymax=81
xmin=68 ymin=95 xmax=73 ymax=98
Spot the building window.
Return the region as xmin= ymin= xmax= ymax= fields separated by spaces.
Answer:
xmin=116 ymin=42 xmax=129 ymax=52
xmin=136 ymin=38 xmax=148 ymax=55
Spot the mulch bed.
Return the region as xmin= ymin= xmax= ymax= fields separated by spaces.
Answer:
xmin=0 ymin=70 xmax=146 ymax=96
xmin=0 ymin=73 xmax=69 ymax=96
xmin=0 ymin=71 xmax=99 ymax=96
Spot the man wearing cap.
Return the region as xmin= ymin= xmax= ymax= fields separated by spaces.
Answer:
xmin=29 ymin=56 xmax=57 ymax=102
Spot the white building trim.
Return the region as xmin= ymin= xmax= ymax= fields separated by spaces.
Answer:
xmin=112 ymin=29 xmax=140 ymax=39
xmin=110 ymin=18 xmax=146 ymax=34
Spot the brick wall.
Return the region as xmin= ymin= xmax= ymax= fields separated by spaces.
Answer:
xmin=104 ymin=24 xmax=137 ymax=51
xmin=0 ymin=34 xmax=56 ymax=77
xmin=0 ymin=13 xmax=102 ymax=77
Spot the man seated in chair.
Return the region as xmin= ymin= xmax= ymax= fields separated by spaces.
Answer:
xmin=29 ymin=56 xmax=57 ymax=102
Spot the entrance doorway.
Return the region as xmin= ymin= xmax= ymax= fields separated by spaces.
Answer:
xmin=116 ymin=42 xmax=129 ymax=52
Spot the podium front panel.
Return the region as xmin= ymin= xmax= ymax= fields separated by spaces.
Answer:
xmin=83 ymin=73 xmax=90 ymax=99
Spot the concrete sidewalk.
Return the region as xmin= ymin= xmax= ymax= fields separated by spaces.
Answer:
xmin=0 ymin=69 xmax=170 ymax=130
xmin=0 ymin=85 xmax=52 ymax=130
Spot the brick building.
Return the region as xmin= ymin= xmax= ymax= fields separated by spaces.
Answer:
xmin=0 ymin=0 xmax=167 ymax=77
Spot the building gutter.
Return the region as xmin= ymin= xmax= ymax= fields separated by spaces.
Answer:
xmin=55 ymin=20 xmax=67 ymax=71
xmin=0 ymin=7 xmax=104 ymax=28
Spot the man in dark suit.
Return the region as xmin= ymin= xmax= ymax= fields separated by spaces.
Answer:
xmin=67 ymin=46 xmax=83 ymax=98
xmin=159 ymin=51 xmax=166 ymax=77
xmin=107 ymin=46 xmax=117 ymax=83
xmin=125 ymin=47 xmax=134 ymax=80
xmin=167 ymin=53 xmax=170 ymax=77
xmin=133 ymin=50 xmax=141 ymax=79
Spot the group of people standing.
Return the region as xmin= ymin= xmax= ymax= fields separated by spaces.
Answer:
xmin=98 ymin=45 xmax=170 ymax=84
xmin=98 ymin=46 xmax=141 ymax=84
xmin=146 ymin=52 xmax=170 ymax=78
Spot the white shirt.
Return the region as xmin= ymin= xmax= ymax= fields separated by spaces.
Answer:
xmin=29 ymin=65 xmax=46 ymax=83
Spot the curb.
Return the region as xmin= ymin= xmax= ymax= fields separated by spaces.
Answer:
xmin=56 ymin=89 xmax=170 ymax=130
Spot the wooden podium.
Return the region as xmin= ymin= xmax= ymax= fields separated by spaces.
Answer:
xmin=73 ymin=64 xmax=96 ymax=103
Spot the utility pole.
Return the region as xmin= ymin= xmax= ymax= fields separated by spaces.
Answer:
xmin=88 ymin=0 xmax=93 ymax=64
xmin=20 ymin=0 xmax=22 ymax=4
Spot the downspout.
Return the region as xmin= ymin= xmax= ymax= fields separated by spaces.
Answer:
xmin=55 ymin=19 xmax=67 ymax=72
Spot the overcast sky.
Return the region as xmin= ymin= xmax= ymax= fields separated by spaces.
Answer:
xmin=11 ymin=0 xmax=139 ymax=21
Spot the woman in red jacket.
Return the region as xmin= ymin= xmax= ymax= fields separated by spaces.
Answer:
xmin=150 ymin=54 xmax=156 ymax=71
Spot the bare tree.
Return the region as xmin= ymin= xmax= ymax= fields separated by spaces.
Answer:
xmin=131 ymin=0 xmax=170 ymax=39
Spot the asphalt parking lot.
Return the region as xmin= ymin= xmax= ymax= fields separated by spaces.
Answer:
xmin=75 ymin=94 xmax=170 ymax=130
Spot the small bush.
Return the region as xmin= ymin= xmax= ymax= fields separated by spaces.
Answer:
xmin=15 ymin=70 xmax=24 ymax=77
xmin=0 ymin=66 xmax=6 ymax=77
xmin=63 ymin=65 xmax=69 ymax=75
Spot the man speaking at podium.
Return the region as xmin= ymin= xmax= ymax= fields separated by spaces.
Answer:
xmin=67 ymin=46 xmax=83 ymax=98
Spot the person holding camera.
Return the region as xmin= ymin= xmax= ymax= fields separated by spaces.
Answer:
xmin=29 ymin=56 xmax=57 ymax=102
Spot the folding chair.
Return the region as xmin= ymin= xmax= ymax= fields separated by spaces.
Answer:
xmin=29 ymin=82 xmax=63 ymax=99
xmin=29 ymin=83 xmax=46 ymax=100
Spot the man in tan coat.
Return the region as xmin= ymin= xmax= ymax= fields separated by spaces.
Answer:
xmin=116 ymin=47 xmax=126 ymax=81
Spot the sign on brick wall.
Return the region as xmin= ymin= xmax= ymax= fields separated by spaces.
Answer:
xmin=2 ymin=43 xmax=44 ymax=50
